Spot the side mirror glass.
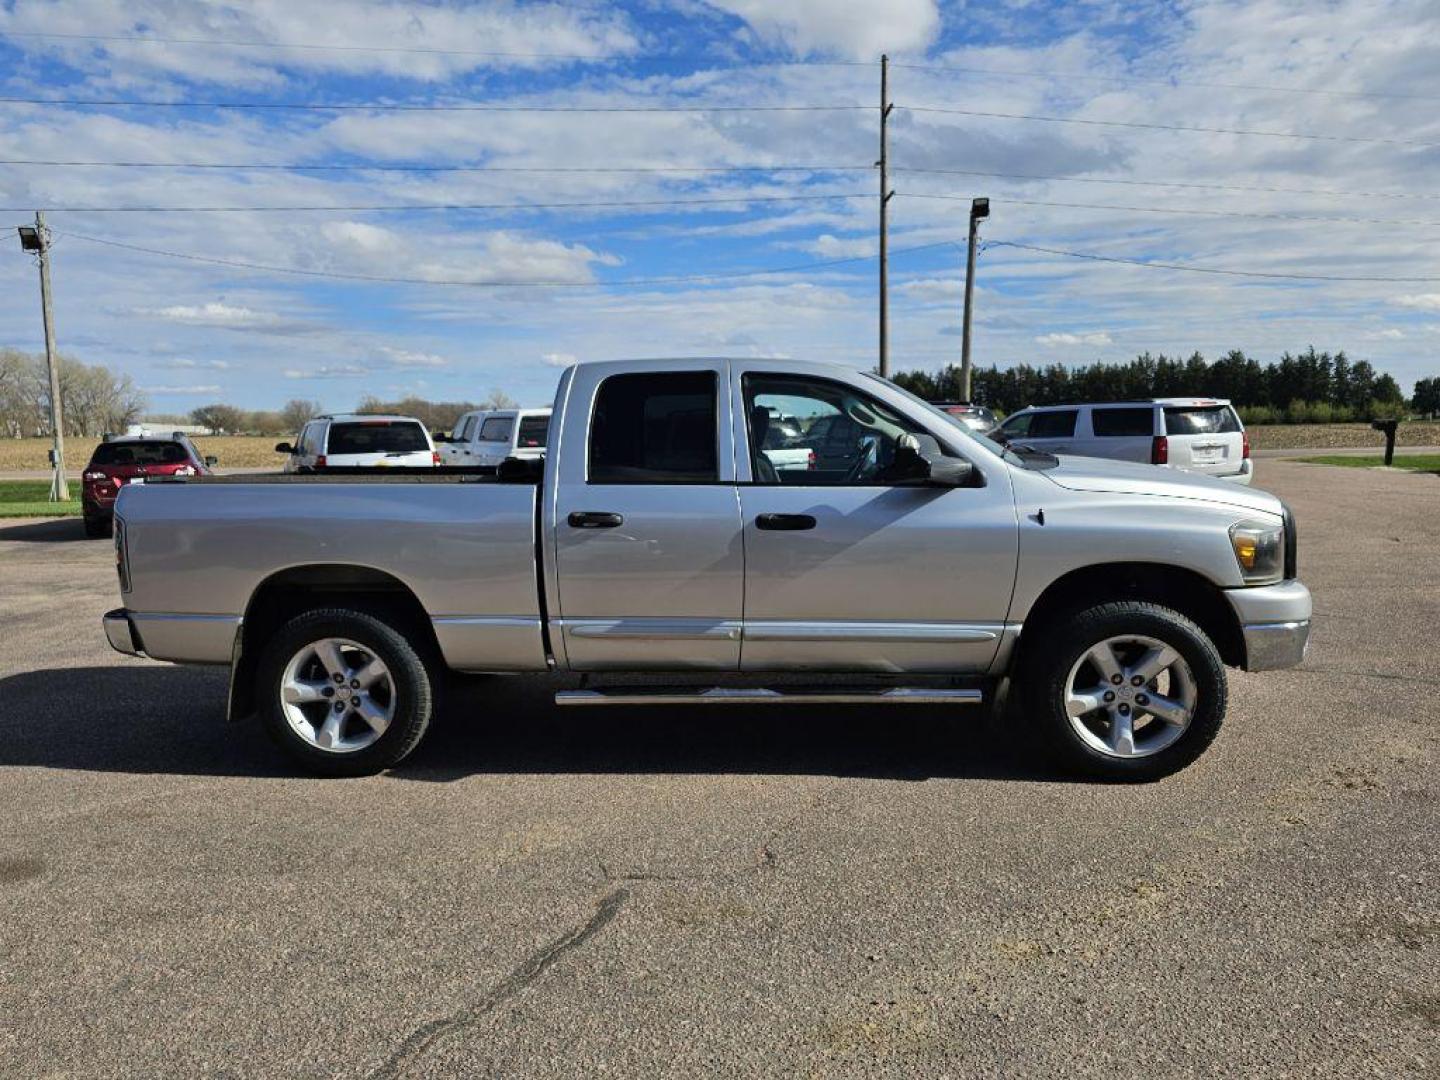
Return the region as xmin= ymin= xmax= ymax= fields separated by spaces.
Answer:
xmin=204 ymin=455 xmax=218 ymax=467
xmin=274 ymin=442 xmax=293 ymax=454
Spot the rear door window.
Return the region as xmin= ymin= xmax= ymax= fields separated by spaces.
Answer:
xmin=1163 ymin=406 xmax=1240 ymax=435
xmin=90 ymin=441 xmax=190 ymax=466
xmin=326 ymin=421 xmax=429 ymax=455
xmin=589 ymin=371 xmax=718 ymax=483
xmin=458 ymin=415 xmax=479 ymax=441
xmin=479 ymin=417 xmax=514 ymax=442
xmin=1029 ymin=410 xmax=1078 ymax=438
xmin=517 ymin=415 xmax=549 ymax=448
xmin=1091 ymin=408 xmax=1154 ymax=437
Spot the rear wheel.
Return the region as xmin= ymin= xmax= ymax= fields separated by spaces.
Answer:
xmin=256 ymin=608 xmax=434 ymax=776
xmin=83 ymin=514 xmax=111 ymax=538
xmin=1022 ymin=601 xmax=1226 ymax=781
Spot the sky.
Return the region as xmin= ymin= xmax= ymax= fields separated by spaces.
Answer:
xmin=1 ymin=0 xmax=1438 ymax=413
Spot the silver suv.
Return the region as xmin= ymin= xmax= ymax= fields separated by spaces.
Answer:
xmin=995 ymin=398 xmax=1253 ymax=484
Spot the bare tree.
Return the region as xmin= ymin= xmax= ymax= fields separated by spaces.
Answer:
xmin=280 ymin=398 xmax=323 ymax=433
xmin=482 ymin=388 xmax=518 ymax=410
xmin=190 ymin=402 xmax=245 ymax=434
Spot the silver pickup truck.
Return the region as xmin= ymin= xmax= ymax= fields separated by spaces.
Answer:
xmin=103 ymin=358 xmax=1311 ymax=781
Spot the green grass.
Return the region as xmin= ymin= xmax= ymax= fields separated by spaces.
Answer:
xmin=1297 ymin=454 xmax=1440 ymax=473
xmin=0 ymin=480 xmax=84 ymax=518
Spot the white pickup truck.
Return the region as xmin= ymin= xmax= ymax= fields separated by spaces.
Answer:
xmin=103 ymin=358 xmax=1311 ymax=781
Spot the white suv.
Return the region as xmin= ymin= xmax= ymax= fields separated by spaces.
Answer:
xmin=995 ymin=398 xmax=1253 ymax=484
xmin=440 ymin=407 xmax=550 ymax=472
xmin=277 ymin=415 xmax=439 ymax=472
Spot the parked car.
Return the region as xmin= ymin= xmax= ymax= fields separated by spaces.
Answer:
xmin=275 ymin=415 xmax=440 ymax=472
xmin=751 ymin=404 xmax=814 ymax=472
xmin=440 ymin=407 xmax=551 ymax=473
xmin=81 ymin=431 xmax=215 ymax=538
xmin=994 ymin=399 xmax=1253 ymax=484
xmin=436 ymin=409 xmax=491 ymax=465
xmin=105 ymin=358 xmax=1308 ymax=782
xmin=934 ymin=402 xmax=999 ymax=435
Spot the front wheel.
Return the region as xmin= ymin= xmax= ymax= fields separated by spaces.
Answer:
xmin=256 ymin=608 xmax=434 ymax=776
xmin=1023 ymin=601 xmax=1227 ymax=782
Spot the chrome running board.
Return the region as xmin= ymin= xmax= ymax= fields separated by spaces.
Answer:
xmin=555 ymin=686 xmax=984 ymax=707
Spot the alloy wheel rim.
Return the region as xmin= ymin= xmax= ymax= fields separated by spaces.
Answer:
xmin=1063 ymin=633 xmax=1196 ymax=759
xmin=279 ymin=637 xmax=395 ymax=753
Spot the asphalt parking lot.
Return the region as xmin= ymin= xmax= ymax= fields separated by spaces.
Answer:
xmin=0 ymin=459 xmax=1435 ymax=1078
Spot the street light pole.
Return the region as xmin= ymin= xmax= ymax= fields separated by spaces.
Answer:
xmin=959 ymin=197 xmax=989 ymax=403
xmin=878 ymin=54 xmax=892 ymax=378
xmin=20 ymin=212 xmax=67 ymax=501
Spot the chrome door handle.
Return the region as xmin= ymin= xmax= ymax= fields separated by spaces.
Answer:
xmin=756 ymin=513 xmax=816 ymax=531
xmin=568 ymin=511 xmax=624 ymax=529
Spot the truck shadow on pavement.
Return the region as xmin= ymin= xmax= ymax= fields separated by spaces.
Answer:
xmin=0 ymin=666 xmax=1065 ymax=783
xmin=0 ymin=518 xmax=89 ymax=543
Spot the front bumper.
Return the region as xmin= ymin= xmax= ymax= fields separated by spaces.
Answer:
xmin=103 ymin=608 xmax=144 ymax=656
xmin=1223 ymin=580 xmax=1312 ymax=670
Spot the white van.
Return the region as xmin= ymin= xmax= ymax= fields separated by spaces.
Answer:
xmin=437 ymin=409 xmax=491 ymax=466
xmin=277 ymin=415 xmax=439 ymax=472
xmin=994 ymin=398 xmax=1253 ymax=484
xmin=441 ymin=407 xmax=551 ymax=472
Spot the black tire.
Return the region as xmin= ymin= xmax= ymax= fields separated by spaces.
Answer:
xmin=256 ymin=607 xmax=434 ymax=776
xmin=83 ymin=514 xmax=111 ymax=538
xmin=1020 ymin=601 xmax=1227 ymax=782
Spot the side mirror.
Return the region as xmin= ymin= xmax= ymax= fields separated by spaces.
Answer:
xmin=889 ymin=433 xmax=975 ymax=487
xmin=204 ymin=455 xmax=218 ymax=467
xmin=274 ymin=442 xmax=293 ymax=454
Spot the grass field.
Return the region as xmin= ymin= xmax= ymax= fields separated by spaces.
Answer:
xmin=1297 ymin=454 xmax=1440 ymax=473
xmin=0 ymin=480 xmax=83 ymax=517
xmin=0 ymin=435 xmax=283 ymax=471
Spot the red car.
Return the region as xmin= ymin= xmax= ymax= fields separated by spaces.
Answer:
xmin=81 ymin=433 xmax=216 ymax=537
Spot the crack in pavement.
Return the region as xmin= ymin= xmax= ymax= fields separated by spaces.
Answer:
xmin=369 ymin=888 xmax=629 ymax=1080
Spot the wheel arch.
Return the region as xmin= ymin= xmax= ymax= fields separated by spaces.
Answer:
xmin=228 ymin=563 xmax=440 ymax=721
xmin=1013 ymin=562 xmax=1245 ymax=670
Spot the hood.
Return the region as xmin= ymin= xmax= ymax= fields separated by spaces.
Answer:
xmin=1040 ymin=454 xmax=1283 ymax=516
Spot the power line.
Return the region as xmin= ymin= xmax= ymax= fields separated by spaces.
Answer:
xmin=893 ymin=166 xmax=1440 ymax=202
xmin=902 ymin=106 xmax=1440 ymax=151
xmin=984 ymin=239 xmax=1440 ymax=282
xmin=892 ymin=61 xmax=1440 ymax=103
xmin=55 ymin=230 xmax=952 ymax=288
xmin=2 ymin=193 xmax=870 ymax=214
xmin=0 ymin=29 xmax=874 ymax=67
xmin=899 ymin=191 xmax=1440 ymax=228
xmin=0 ymin=158 xmax=871 ymax=174
xmin=0 ymin=95 xmax=867 ymax=113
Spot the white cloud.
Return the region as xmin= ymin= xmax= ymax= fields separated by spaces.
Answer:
xmin=798 ymin=234 xmax=877 ymax=259
xmin=542 ymin=352 xmax=579 ymax=367
xmin=141 ymin=303 xmax=317 ymax=335
xmin=284 ymin=365 xmax=369 ymax=379
xmin=705 ymin=0 xmax=940 ymax=58
xmin=1393 ymin=294 xmax=1440 ymax=311
xmin=143 ymin=384 xmax=222 ymax=395
xmin=154 ymin=357 xmax=232 ymax=370
xmin=377 ymin=346 xmax=448 ymax=369
xmin=1035 ymin=332 xmax=1114 ymax=347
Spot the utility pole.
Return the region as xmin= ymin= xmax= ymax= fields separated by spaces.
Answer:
xmin=959 ymin=197 xmax=989 ymax=403
xmin=19 ymin=212 xmax=67 ymax=500
xmin=878 ymin=54 xmax=893 ymax=378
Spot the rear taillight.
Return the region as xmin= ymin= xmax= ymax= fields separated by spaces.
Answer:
xmin=1242 ymin=431 xmax=1251 ymax=459
xmin=432 ymin=450 xmax=442 ymax=466
xmin=1151 ymin=435 xmax=1169 ymax=465
xmin=315 ymin=455 xmax=326 ymax=469
xmin=807 ymin=449 xmax=817 ymax=470
xmin=174 ymin=465 xmax=196 ymax=477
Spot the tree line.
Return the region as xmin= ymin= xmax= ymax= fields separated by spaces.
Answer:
xmin=180 ymin=389 xmax=521 ymax=435
xmin=893 ymin=347 xmax=1428 ymax=422
xmin=0 ymin=348 xmax=146 ymax=438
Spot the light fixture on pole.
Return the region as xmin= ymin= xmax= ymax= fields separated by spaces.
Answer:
xmin=960 ymin=197 xmax=989 ymax=404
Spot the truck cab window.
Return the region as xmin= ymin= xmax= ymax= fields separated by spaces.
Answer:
xmin=743 ymin=373 xmax=949 ymax=485
xmin=588 ymin=371 xmax=718 ymax=483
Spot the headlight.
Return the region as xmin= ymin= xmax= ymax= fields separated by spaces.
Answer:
xmin=1229 ymin=520 xmax=1284 ymax=585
